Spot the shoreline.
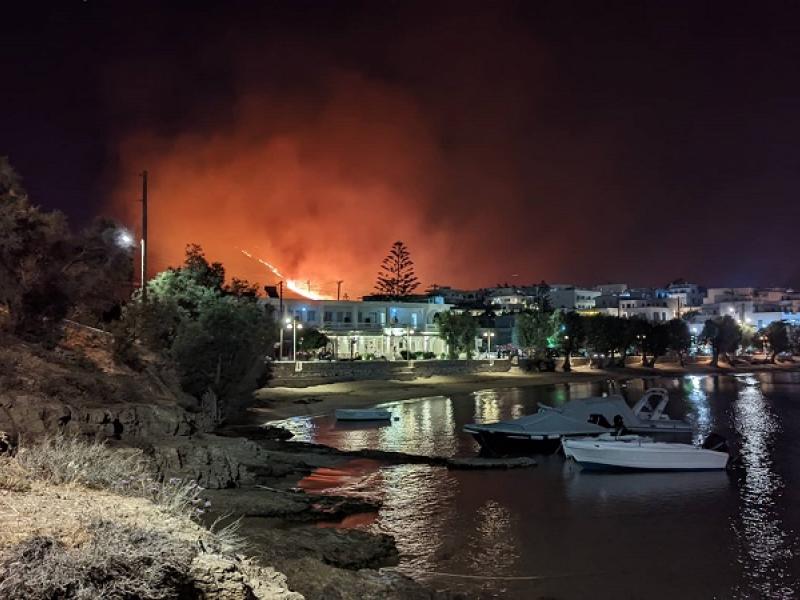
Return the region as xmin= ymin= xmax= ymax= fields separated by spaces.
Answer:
xmin=248 ymin=361 xmax=800 ymax=422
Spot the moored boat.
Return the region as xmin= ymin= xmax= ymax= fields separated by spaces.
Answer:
xmin=563 ymin=434 xmax=729 ymax=471
xmin=335 ymin=408 xmax=392 ymax=421
xmin=464 ymin=388 xmax=692 ymax=455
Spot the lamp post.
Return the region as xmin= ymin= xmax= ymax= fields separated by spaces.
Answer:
xmin=482 ymin=331 xmax=495 ymax=357
xmin=636 ymin=333 xmax=647 ymax=365
xmin=287 ymin=317 xmax=303 ymax=362
xmin=563 ymin=335 xmax=571 ymax=372
xmin=405 ymin=326 xmax=415 ymax=360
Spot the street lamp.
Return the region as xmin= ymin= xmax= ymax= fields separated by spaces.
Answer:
xmin=482 ymin=331 xmax=495 ymax=356
xmin=405 ymin=326 xmax=415 ymax=360
xmin=286 ymin=317 xmax=303 ymax=362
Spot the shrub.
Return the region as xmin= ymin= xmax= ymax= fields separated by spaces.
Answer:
xmin=422 ymin=351 xmax=436 ymax=360
xmin=0 ymin=521 xmax=195 ymax=600
xmin=16 ymin=436 xmax=148 ymax=488
xmin=16 ymin=436 xmax=216 ymax=522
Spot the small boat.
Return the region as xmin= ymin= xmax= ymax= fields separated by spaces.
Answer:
xmin=464 ymin=388 xmax=692 ymax=454
xmin=563 ymin=433 xmax=729 ymax=471
xmin=561 ymin=433 xmax=642 ymax=459
xmin=334 ymin=408 xmax=392 ymax=421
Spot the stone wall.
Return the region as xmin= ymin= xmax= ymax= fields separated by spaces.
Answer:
xmin=269 ymin=359 xmax=511 ymax=387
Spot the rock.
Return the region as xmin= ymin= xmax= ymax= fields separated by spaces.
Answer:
xmin=204 ymin=487 xmax=381 ymax=521
xmin=247 ymin=525 xmax=399 ymax=571
xmin=190 ymin=553 xmax=304 ymax=600
xmin=446 ymin=456 xmax=537 ymax=470
xmin=292 ymin=397 xmax=322 ymax=405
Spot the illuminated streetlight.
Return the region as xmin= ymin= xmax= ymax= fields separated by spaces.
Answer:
xmin=114 ymin=228 xmax=136 ymax=249
xmin=286 ymin=316 xmax=303 ymax=362
xmin=483 ymin=331 xmax=496 ymax=356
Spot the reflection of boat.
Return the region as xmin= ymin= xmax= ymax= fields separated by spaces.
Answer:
xmin=464 ymin=388 xmax=692 ymax=454
xmin=563 ymin=434 xmax=729 ymax=471
xmin=335 ymin=408 xmax=392 ymax=421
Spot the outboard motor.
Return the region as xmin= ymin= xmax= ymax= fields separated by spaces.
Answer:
xmin=701 ymin=432 xmax=728 ymax=453
xmin=612 ymin=414 xmax=626 ymax=435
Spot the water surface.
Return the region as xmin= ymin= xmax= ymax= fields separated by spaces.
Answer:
xmin=272 ymin=373 xmax=800 ymax=599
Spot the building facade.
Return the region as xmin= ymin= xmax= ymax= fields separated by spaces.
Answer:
xmin=265 ymin=297 xmax=452 ymax=359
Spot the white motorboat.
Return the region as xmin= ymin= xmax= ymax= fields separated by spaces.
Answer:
xmin=464 ymin=388 xmax=692 ymax=454
xmin=334 ymin=408 xmax=392 ymax=421
xmin=561 ymin=433 xmax=642 ymax=459
xmin=563 ymin=434 xmax=729 ymax=471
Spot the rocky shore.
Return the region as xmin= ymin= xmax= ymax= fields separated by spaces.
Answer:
xmin=0 ymin=332 xmax=464 ymax=599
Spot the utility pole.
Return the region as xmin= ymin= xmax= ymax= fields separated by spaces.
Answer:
xmin=278 ymin=280 xmax=284 ymax=317
xmin=140 ymin=170 xmax=148 ymax=302
xmin=336 ymin=280 xmax=343 ymax=301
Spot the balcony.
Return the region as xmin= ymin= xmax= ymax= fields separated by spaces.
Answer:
xmin=320 ymin=322 xmax=439 ymax=333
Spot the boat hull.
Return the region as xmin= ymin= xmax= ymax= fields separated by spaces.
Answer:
xmin=469 ymin=431 xmax=563 ymax=455
xmin=334 ymin=409 xmax=391 ymax=421
xmin=564 ymin=439 xmax=729 ymax=471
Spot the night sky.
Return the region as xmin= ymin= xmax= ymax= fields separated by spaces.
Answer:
xmin=3 ymin=1 xmax=799 ymax=296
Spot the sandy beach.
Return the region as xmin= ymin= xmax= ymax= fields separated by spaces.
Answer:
xmin=249 ymin=360 xmax=800 ymax=421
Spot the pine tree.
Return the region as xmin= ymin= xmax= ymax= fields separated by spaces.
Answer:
xmin=374 ymin=241 xmax=419 ymax=299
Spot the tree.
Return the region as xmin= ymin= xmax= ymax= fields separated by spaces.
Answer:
xmin=118 ymin=245 xmax=276 ymax=417
xmin=171 ymin=297 xmax=275 ymax=403
xmin=0 ymin=158 xmax=134 ymax=339
xmin=436 ymin=311 xmax=477 ymax=359
xmin=560 ymin=311 xmax=585 ymax=372
xmin=374 ymin=241 xmax=419 ymax=299
xmin=642 ymin=322 xmax=670 ymax=367
xmin=763 ymin=321 xmax=789 ymax=363
xmin=700 ymin=316 xmax=742 ymax=367
xmin=665 ymin=318 xmax=691 ymax=366
xmin=515 ymin=309 xmax=558 ymax=356
xmin=299 ymin=328 xmax=330 ymax=353
xmin=789 ymin=324 xmax=800 ymax=356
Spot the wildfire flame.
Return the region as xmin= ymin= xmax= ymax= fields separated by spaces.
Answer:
xmin=240 ymin=249 xmax=328 ymax=300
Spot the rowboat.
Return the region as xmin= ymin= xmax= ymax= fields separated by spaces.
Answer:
xmin=334 ymin=408 xmax=392 ymax=421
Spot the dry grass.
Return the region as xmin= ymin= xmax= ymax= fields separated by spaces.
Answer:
xmin=2 ymin=435 xmax=246 ymax=574
xmin=15 ymin=435 xmax=148 ymax=489
xmin=0 ymin=520 xmax=195 ymax=600
xmin=0 ymin=458 xmax=30 ymax=493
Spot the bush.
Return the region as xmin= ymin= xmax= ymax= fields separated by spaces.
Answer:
xmin=0 ymin=521 xmax=195 ymax=600
xmin=422 ymin=351 xmax=436 ymax=360
xmin=16 ymin=436 xmax=147 ymax=488
xmin=16 ymin=436 xmax=216 ymax=522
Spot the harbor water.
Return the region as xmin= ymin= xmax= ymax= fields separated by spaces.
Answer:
xmin=272 ymin=373 xmax=800 ymax=599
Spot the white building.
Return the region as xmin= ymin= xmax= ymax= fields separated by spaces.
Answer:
xmin=265 ymin=297 xmax=452 ymax=359
xmin=666 ymin=282 xmax=705 ymax=311
xmin=548 ymin=287 xmax=601 ymax=311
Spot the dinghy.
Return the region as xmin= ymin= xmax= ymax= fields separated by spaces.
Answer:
xmin=335 ymin=408 xmax=392 ymax=421
xmin=563 ymin=433 xmax=729 ymax=471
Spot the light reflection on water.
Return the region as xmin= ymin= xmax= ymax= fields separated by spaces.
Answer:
xmin=268 ymin=375 xmax=800 ymax=598
xmin=732 ymin=376 xmax=796 ymax=598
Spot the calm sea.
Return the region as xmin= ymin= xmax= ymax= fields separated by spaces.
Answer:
xmin=271 ymin=373 xmax=800 ymax=599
